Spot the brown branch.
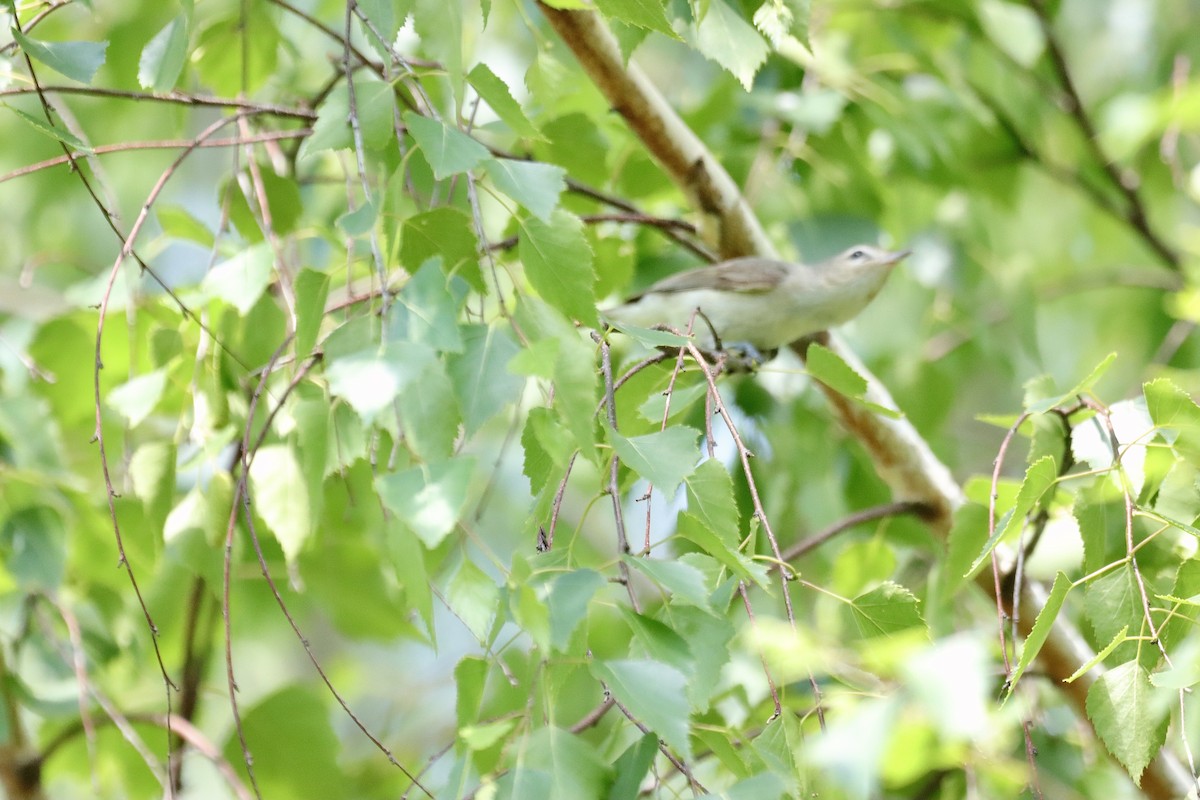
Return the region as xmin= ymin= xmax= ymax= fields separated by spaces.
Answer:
xmin=540 ymin=4 xmax=773 ymax=260
xmin=780 ymin=501 xmax=929 ymax=562
xmin=0 ymin=85 xmax=315 ymax=118
xmin=0 ymin=129 xmax=312 ymax=184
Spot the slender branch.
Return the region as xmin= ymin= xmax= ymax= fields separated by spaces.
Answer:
xmin=605 ymin=690 xmax=707 ymax=795
xmin=780 ymin=501 xmax=929 ymax=562
xmin=596 ymin=333 xmax=642 ymax=613
xmin=0 ymin=85 xmax=315 ymax=118
xmin=0 ymin=129 xmax=312 ymax=184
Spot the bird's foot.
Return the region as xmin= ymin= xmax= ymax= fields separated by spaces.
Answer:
xmin=719 ymin=342 xmax=776 ymax=373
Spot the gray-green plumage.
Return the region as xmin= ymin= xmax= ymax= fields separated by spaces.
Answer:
xmin=604 ymin=244 xmax=909 ymax=351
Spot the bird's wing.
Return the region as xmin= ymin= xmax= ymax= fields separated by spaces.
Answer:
xmin=630 ymin=257 xmax=792 ymax=299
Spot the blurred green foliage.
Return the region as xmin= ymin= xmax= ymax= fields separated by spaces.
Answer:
xmin=1 ymin=0 xmax=1199 ymax=798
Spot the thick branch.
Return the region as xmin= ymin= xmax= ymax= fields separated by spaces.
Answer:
xmin=540 ymin=4 xmax=772 ymax=260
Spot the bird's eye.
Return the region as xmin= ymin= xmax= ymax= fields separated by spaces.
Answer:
xmin=849 ymin=249 xmax=867 ymax=260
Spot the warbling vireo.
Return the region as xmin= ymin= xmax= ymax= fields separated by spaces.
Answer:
xmin=603 ymin=244 xmax=909 ymax=353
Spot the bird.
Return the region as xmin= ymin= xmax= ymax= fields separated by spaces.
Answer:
xmin=603 ymin=244 xmax=910 ymax=359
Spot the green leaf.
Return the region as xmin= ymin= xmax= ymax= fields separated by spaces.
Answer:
xmin=608 ymin=734 xmax=658 ymax=800
xmin=684 ymin=459 xmax=740 ymax=541
xmin=299 ymin=535 xmax=414 ymax=639
xmin=467 ymin=63 xmax=541 ymax=139
xmin=594 ymin=0 xmax=678 ymax=39
xmin=357 ymin=0 xmax=405 ymax=58
xmin=831 ymin=538 xmax=897 ymax=598
xmin=3 ymin=507 xmax=65 ymax=591
xmin=1145 ymin=377 xmax=1200 ymax=464
xmin=404 ymin=112 xmax=490 ymax=179
xmin=623 ymin=556 xmax=712 ymax=612
xmin=608 ymin=426 xmax=699 ymax=497
xmin=521 ymin=407 xmax=572 ymax=493
xmin=495 ymin=769 xmax=553 ymax=800
xmin=447 ymin=324 xmax=523 ymax=435
xmin=455 ymin=656 xmax=488 ymax=726
xmin=292 ymin=392 xmax=329 ymax=518
xmin=805 ymin=343 xmax=901 ymax=417
xmin=156 ymin=204 xmax=214 ymax=247
xmin=390 ymin=258 xmax=466 ymax=352
xmin=225 ymin=688 xmax=344 ymax=799
xmin=591 ymin=659 xmax=691 ymax=760
xmin=2 ymin=104 xmax=93 ymax=152
xmin=977 ymin=0 xmax=1045 ymax=68
xmin=165 ymin=479 xmax=233 ymax=545
xmin=1149 ymin=639 xmax=1200 ymax=689
xmin=447 ymin=559 xmax=500 ymax=641
xmin=1025 ymin=352 xmax=1117 ymax=414
xmin=518 ymin=211 xmax=598 ymax=327
xmin=1066 ymin=625 xmax=1130 ymax=683
xmin=968 ymin=455 xmax=1058 ymax=575
xmin=1153 ymin=460 xmax=1200 ymax=525
xmin=1084 ymin=565 xmax=1143 ymax=666
xmin=377 ymin=458 xmax=476 ymax=548
xmin=1085 ymin=661 xmax=1170 ymax=785
xmin=848 ymin=581 xmax=925 ymax=638
xmin=512 ymin=584 xmax=551 ymax=651
xmin=107 ymin=369 xmax=167 ymax=427
xmin=412 ymin=0 xmax=464 ymax=91
xmin=694 ymin=0 xmax=768 ymax=91
xmin=397 ymin=360 xmax=461 ymax=462
xmin=605 ymin=322 xmax=692 ymax=349
xmin=400 ymin=207 xmax=482 ymax=290
xmin=716 ymin=773 xmax=788 ymax=800
xmin=336 ymin=201 xmax=377 ymax=237
xmin=294 ymin=269 xmax=330 ymax=361
xmin=554 ymin=334 xmax=598 ymax=454
xmin=1008 ymin=572 xmax=1072 ymax=693
xmin=484 ymin=158 xmax=566 ymax=222
xmin=298 ymin=76 xmax=396 ymax=159
xmin=805 ymin=342 xmax=867 ymax=397
xmin=248 ymin=445 xmax=311 ymax=562
xmin=623 ymin=609 xmax=693 ymax=676
xmin=534 ymin=112 xmax=610 ymax=185
xmin=11 ymin=29 xmax=108 ymax=84
xmin=1158 ymin=558 xmax=1200 ymax=652
xmin=673 ymin=605 xmax=736 ymax=712
xmin=326 ymin=342 xmax=436 ymax=423
xmin=387 ymin=518 xmax=435 ymax=637
xmin=350 ymin=77 xmax=397 ymax=149
xmin=138 ymin=15 xmax=189 ymax=92
xmin=547 ymin=569 xmax=605 ymax=651
xmin=201 ymin=242 xmax=274 ymax=315
xmin=129 ymin=441 xmax=176 ymax=530
xmin=638 ymin=380 xmax=708 ymax=424
xmin=459 ymin=718 xmax=518 ymax=751
xmin=675 ymin=512 xmax=766 ymax=587
xmin=193 ymin=8 xmax=277 ymax=95
xmin=521 ymin=727 xmax=611 ymax=798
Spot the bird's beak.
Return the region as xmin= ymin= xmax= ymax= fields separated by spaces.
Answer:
xmin=886 ymin=249 xmax=912 ymax=266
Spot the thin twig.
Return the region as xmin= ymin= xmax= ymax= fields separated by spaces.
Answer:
xmin=596 ymin=333 xmax=642 ymax=612
xmin=779 ymin=501 xmax=929 ymax=562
